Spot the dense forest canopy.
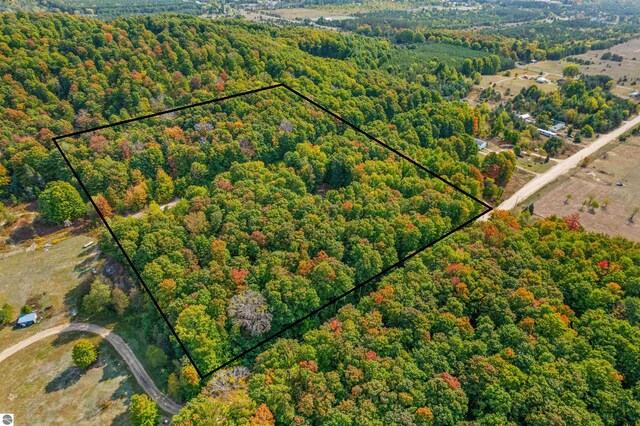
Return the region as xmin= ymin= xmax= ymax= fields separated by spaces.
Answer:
xmin=175 ymin=211 xmax=640 ymax=425
xmin=1 ymin=7 xmax=640 ymax=426
xmin=60 ymin=85 xmax=486 ymax=374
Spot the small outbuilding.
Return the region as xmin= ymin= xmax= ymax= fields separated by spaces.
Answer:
xmin=16 ymin=312 xmax=37 ymax=328
xmin=631 ymin=92 xmax=639 ymax=98
xmin=474 ymin=138 xmax=488 ymax=150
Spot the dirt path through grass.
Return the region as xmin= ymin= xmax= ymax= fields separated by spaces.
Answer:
xmin=0 ymin=322 xmax=182 ymax=415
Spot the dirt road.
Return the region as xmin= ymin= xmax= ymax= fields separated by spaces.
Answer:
xmin=129 ymin=198 xmax=179 ymax=219
xmin=485 ymin=114 xmax=640 ymax=217
xmin=0 ymin=322 xmax=182 ymax=415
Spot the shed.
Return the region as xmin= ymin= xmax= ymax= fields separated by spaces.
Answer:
xmin=474 ymin=138 xmax=488 ymax=150
xmin=17 ymin=312 xmax=37 ymax=328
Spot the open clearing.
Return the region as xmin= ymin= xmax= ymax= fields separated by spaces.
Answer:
xmin=269 ymin=7 xmax=353 ymax=20
xmin=0 ymin=233 xmax=99 ymax=350
xmin=522 ymin=39 xmax=640 ymax=99
xmin=0 ymin=233 xmax=97 ymax=310
xmin=0 ymin=332 xmax=139 ymax=425
xmin=533 ymin=135 xmax=640 ymax=241
xmin=466 ymin=73 xmax=558 ymax=107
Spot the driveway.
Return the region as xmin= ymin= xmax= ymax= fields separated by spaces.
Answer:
xmin=0 ymin=322 xmax=182 ymax=415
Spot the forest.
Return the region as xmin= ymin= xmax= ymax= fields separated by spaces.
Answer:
xmin=0 ymin=8 xmax=640 ymax=425
xmin=174 ymin=211 xmax=640 ymax=425
xmin=0 ymin=10 xmax=501 ymax=406
xmin=63 ymin=84 xmax=486 ymax=375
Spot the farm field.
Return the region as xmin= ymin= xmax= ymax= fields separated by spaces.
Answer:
xmin=268 ymin=0 xmax=430 ymax=20
xmin=533 ymin=135 xmax=640 ymax=241
xmin=0 ymin=332 xmax=139 ymax=425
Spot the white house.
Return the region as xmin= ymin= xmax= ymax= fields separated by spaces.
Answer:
xmin=631 ymin=91 xmax=639 ymax=98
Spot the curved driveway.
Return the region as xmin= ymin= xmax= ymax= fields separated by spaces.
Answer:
xmin=0 ymin=322 xmax=182 ymax=415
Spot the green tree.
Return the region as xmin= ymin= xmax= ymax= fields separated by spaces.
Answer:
xmin=145 ymin=344 xmax=168 ymax=369
xmin=582 ymin=124 xmax=595 ymax=138
xmin=111 ymin=287 xmax=129 ymax=316
xmin=562 ymin=64 xmax=580 ymax=78
xmin=129 ymin=394 xmax=159 ymax=426
xmin=83 ymin=278 xmax=112 ymax=314
xmin=153 ymin=168 xmax=174 ymax=204
xmin=0 ymin=303 xmax=15 ymax=327
xmin=38 ymin=181 xmax=85 ymax=224
xmin=72 ymin=339 xmax=98 ymax=369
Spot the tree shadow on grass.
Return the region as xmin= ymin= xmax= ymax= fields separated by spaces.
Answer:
xmin=45 ymin=366 xmax=82 ymax=393
xmin=50 ymin=330 xmax=85 ymax=347
xmin=109 ymin=411 xmax=129 ymax=426
xmin=63 ymin=277 xmax=92 ymax=313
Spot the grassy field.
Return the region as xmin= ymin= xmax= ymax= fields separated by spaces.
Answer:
xmin=392 ymin=43 xmax=489 ymax=68
xmin=270 ymin=7 xmax=354 ymax=20
xmin=1 ymin=332 xmax=139 ymax=425
xmin=467 ymin=73 xmax=558 ymax=107
xmin=533 ymin=135 xmax=640 ymax=241
xmin=269 ymin=0 xmax=423 ymax=20
xmin=0 ymin=233 xmax=98 ymax=319
xmin=523 ymin=38 xmax=640 ymax=100
xmin=516 ymin=156 xmax=556 ymax=174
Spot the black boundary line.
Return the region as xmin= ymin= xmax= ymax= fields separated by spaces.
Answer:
xmin=52 ymin=84 xmax=492 ymax=380
xmin=51 ymin=138 xmax=206 ymax=378
xmin=53 ymin=84 xmax=283 ymax=140
xmin=279 ymin=84 xmax=492 ymax=210
xmin=199 ymin=207 xmax=489 ymax=379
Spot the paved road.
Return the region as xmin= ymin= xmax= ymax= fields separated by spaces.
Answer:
xmin=0 ymin=322 xmax=182 ymax=415
xmin=484 ymin=114 xmax=640 ymax=218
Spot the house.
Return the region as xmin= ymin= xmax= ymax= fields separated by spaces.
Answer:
xmin=474 ymin=138 xmax=488 ymax=150
xmin=538 ymin=128 xmax=557 ymax=138
xmin=536 ymin=77 xmax=550 ymax=84
xmin=631 ymin=92 xmax=639 ymax=98
xmin=16 ymin=312 xmax=37 ymax=328
xmin=518 ymin=113 xmax=531 ymax=120
xmin=550 ymin=122 xmax=566 ymax=132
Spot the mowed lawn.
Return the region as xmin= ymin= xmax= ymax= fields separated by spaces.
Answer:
xmin=0 ymin=332 xmax=139 ymax=425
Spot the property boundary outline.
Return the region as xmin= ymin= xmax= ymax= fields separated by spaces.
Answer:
xmin=52 ymin=83 xmax=493 ymax=379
